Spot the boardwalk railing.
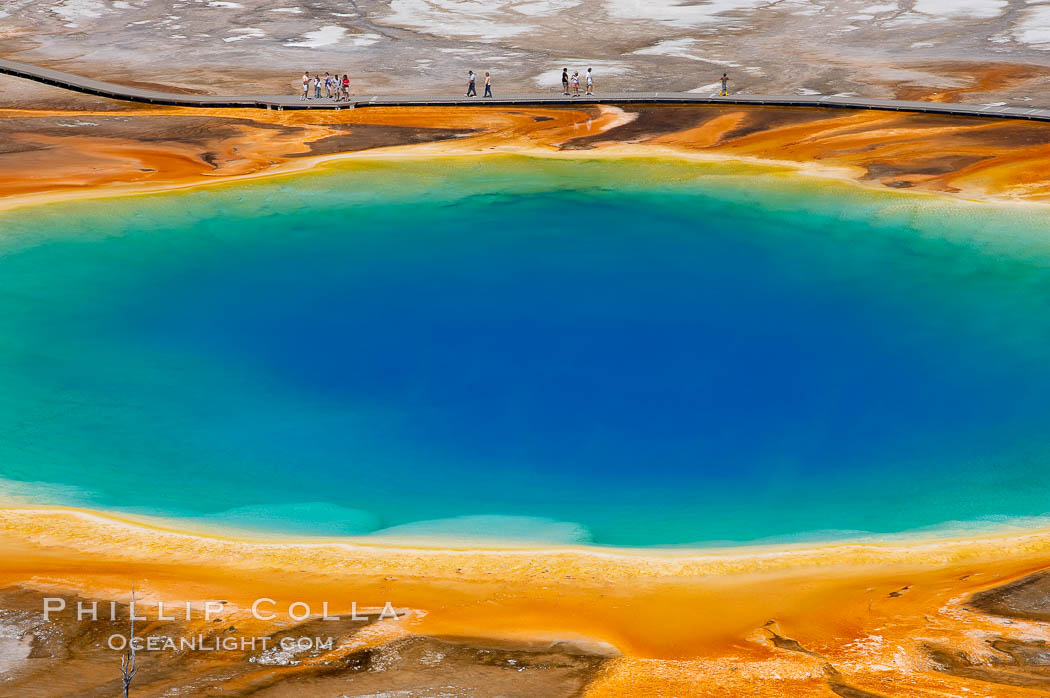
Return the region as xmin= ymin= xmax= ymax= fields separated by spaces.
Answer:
xmin=3 ymin=56 xmax=1050 ymax=123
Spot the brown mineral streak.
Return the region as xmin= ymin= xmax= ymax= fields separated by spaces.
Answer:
xmin=3 ymin=102 xmax=1050 ymax=212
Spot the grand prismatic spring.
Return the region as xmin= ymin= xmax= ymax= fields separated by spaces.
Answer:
xmin=4 ymin=156 xmax=1050 ymax=548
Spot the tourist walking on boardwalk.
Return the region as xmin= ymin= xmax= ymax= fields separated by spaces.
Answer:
xmin=314 ymin=74 xmax=322 ymax=99
xmin=484 ymin=72 xmax=492 ymax=98
xmin=585 ymin=67 xmax=593 ymax=95
xmin=324 ymin=72 xmax=333 ymax=99
xmin=719 ymin=72 xmax=730 ymax=96
xmin=562 ymin=68 xmax=569 ymax=95
xmin=341 ymin=74 xmax=350 ymax=101
xmin=570 ymin=71 xmax=580 ymax=96
xmin=300 ymin=71 xmax=310 ymax=100
xmin=466 ymin=70 xmax=477 ymax=97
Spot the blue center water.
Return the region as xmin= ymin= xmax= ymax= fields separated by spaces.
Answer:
xmin=3 ymin=157 xmax=1050 ymax=546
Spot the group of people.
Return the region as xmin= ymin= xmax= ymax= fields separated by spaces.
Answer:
xmin=560 ymin=67 xmax=594 ymax=97
xmin=464 ymin=67 xmax=597 ymax=99
xmin=464 ymin=70 xmax=493 ymax=98
xmin=299 ymin=72 xmax=352 ymax=101
xmin=296 ymin=68 xmax=732 ymax=101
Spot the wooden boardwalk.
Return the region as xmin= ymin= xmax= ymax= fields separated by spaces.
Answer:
xmin=4 ymin=56 xmax=1050 ymax=123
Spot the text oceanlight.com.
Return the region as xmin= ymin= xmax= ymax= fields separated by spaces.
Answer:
xmin=110 ymin=634 xmax=339 ymax=652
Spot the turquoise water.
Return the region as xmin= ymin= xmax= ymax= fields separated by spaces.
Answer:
xmin=3 ymin=156 xmax=1050 ymax=547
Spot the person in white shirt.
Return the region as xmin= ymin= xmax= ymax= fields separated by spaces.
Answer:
xmin=466 ymin=70 xmax=477 ymax=97
xmin=585 ymin=67 xmax=593 ymax=95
